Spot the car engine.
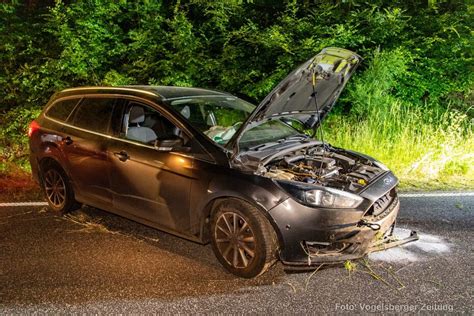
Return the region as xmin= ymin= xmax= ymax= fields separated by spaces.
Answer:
xmin=258 ymin=145 xmax=384 ymax=193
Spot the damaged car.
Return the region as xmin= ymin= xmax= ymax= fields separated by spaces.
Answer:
xmin=28 ymin=47 xmax=417 ymax=278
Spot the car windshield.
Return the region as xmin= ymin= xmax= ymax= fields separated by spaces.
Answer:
xmin=168 ymin=95 xmax=302 ymax=148
xmin=238 ymin=120 xmax=303 ymax=150
xmin=168 ymin=95 xmax=255 ymax=145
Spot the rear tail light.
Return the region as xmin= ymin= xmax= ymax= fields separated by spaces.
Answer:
xmin=28 ymin=120 xmax=40 ymax=137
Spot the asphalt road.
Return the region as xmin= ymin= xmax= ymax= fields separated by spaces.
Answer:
xmin=0 ymin=193 xmax=473 ymax=313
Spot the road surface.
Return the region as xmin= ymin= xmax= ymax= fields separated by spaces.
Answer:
xmin=0 ymin=193 xmax=472 ymax=313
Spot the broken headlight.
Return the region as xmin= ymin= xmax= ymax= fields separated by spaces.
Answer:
xmin=277 ymin=181 xmax=363 ymax=209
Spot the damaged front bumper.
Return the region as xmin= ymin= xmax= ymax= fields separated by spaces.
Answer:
xmin=269 ymin=187 xmax=419 ymax=267
xmin=368 ymin=230 xmax=418 ymax=253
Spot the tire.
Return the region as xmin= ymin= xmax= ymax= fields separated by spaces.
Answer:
xmin=41 ymin=163 xmax=80 ymax=213
xmin=210 ymin=198 xmax=278 ymax=278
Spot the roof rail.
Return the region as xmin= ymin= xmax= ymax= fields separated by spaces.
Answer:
xmin=60 ymin=86 xmax=158 ymax=97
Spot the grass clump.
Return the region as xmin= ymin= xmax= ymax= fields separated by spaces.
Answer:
xmin=344 ymin=260 xmax=357 ymax=274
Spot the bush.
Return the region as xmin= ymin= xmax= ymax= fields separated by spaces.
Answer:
xmin=0 ymin=106 xmax=42 ymax=173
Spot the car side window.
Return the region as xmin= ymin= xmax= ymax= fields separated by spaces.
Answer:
xmin=45 ymin=98 xmax=81 ymax=122
xmin=119 ymin=101 xmax=189 ymax=146
xmin=71 ymin=97 xmax=116 ymax=134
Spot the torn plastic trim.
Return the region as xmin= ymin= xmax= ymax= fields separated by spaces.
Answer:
xmin=283 ymin=231 xmax=419 ymax=267
xmin=368 ymin=231 xmax=419 ymax=253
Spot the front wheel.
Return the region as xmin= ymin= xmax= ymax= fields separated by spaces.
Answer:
xmin=210 ymin=199 xmax=278 ymax=278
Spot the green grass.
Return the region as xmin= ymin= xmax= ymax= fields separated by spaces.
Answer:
xmin=322 ymin=48 xmax=473 ymax=191
xmin=325 ymin=104 xmax=474 ymax=190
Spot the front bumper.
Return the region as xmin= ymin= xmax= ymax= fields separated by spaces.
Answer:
xmin=269 ymin=173 xmax=418 ymax=266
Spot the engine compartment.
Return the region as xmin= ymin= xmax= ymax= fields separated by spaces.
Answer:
xmin=258 ymin=145 xmax=384 ymax=193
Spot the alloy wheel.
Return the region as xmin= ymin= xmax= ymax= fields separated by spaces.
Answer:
xmin=44 ymin=169 xmax=66 ymax=208
xmin=214 ymin=212 xmax=256 ymax=269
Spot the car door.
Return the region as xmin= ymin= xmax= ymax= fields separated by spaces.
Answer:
xmin=107 ymin=99 xmax=196 ymax=232
xmin=60 ymin=96 xmax=116 ymax=207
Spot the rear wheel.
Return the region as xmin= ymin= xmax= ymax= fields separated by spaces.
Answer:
xmin=210 ymin=199 xmax=278 ymax=278
xmin=41 ymin=164 xmax=80 ymax=213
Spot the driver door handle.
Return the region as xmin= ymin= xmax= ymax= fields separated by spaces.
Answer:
xmin=113 ymin=151 xmax=130 ymax=162
xmin=62 ymin=136 xmax=73 ymax=145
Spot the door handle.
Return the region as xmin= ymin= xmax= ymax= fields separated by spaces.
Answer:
xmin=113 ymin=151 xmax=130 ymax=162
xmin=63 ymin=136 xmax=73 ymax=145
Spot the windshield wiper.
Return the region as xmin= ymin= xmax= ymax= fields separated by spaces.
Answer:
xmin=283 ymin=134 xmax=309 ymax=141
xmin=248 ymin=141 xmax=281 ymax=151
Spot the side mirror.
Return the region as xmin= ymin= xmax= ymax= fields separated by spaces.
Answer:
xmin=154 ymin=138 xmax=190 ymax=153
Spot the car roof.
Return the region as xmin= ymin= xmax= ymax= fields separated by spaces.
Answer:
xmin=125 ymin=86 xmax=229 ymax=99
xmin=58 ymin=85 xmax=229 ymax=100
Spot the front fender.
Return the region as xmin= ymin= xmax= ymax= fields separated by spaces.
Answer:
xmin=193 ymin=167 xmax=289 ymax=245
xmin=206 ymin=172 xmax=288 ymax=212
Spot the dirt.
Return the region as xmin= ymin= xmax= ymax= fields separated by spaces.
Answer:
xmin=0 ymin=172 xmax=43 ymax=202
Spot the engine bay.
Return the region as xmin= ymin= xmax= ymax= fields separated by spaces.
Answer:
xmin=258 ymin=145 xmax=384 ymax=193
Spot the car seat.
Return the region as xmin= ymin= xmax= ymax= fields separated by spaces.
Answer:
xmin=126 ymin=105 xmax=157 ymax=143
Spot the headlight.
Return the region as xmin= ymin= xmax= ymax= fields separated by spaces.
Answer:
xmin=277 ymin=181 xmax=363 ymax=209
xmin=304 ymin=188 xmax=363 ymax=208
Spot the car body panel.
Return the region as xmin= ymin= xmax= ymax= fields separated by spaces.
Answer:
xmin=59 ymin=124 xmax=112 ymax=206
xmin=359 ymin=172 xmax=398 ymax=201
xmin=107 ymin=136 xmax=194 ymax=231
xmin=252 ymin=47 xmax=361 ymax=121
xmin=186 ymin=158 xmax=290 ymax=240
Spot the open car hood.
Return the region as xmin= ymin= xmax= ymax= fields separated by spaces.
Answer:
xmin=253 ymin=47 xmax=360 ymax=125
xmin=229 ymin=47 xmax=361 ymax=153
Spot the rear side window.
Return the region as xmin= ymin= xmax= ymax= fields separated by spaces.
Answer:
xmin=45 ymin=98 xmax=81 ymax=122
xmin=71 ymin=97 xmax=116 ymax=134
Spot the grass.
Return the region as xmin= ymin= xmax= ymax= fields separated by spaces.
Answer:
xmin=63 ymin=207 xmax=161 ymax=244
xmin=342 ymin=259 xmax=406 ymax=291
xmin=64 ymin=211 xmax=118 ymax=235
xmin=322 ymin=48 xmax=473 ymax=191
xmin=325 ymin=103 xmax=474 ymax=191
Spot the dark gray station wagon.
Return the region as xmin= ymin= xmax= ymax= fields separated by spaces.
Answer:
xmin=29 ymin=48 xmax=417 ymax=278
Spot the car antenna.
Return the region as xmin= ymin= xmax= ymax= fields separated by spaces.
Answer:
xmin=310 ymin=65 xmax=328 ymax=177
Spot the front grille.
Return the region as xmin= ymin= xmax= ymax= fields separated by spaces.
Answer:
xmin=373 ymin=196 xmax=398 ymax=221
xmin=373 ymin=193 xmax=393 ymax=216
xmin=366 ymin=189 xmax=396 ymax=217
